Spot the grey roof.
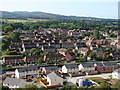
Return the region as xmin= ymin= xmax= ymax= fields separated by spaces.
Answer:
xmin=3 ymin=77 xmax=26 ymax=88
xmin=46 ymin=53 xmax=64 ymax=58
xmin=47 ymin=72 xmax=62 ymax=79
xmin=3 ymin=55 xmax=23 ymax=60
xmin=26 ymin=55 xmax=40 ymax=59
xmin=64 ymin=64 xmax=78 ymax=69
xmin=96 ymin=62 xmax=118 ymax=67
xmin=43 ymin=66 xmax=59 ymax=72
xmin=81 ymin=63 xmax=94 ymax=67
xmin=17 ymin=66 xmax=39 ymax=72
xmin=103 ymin=62 xmax=118 ymax=66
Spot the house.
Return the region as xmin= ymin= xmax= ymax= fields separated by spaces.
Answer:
xmin=78 ymin=63 xmax=98 ymax=75
xmin=2 ymin=55 xmax=23 ymax=65
xmin=42 ymin=46 xmax=56 ymax=53
xmin=89 ymin=45 xmax=98 ymax=50
xmin=95 ymin=62 xmax=119 ymax=73
xmin=61 ymin=42 xmax=74 ymax=49
xmin=68 ymin=31 xmax=81 ymax=36
xmin=15 ymin=66 xmax=39 ymax=78
xmin=78 ymin=48 xmax=92 ymax=56
xmin=112 ymin=68 xmax=120 ymax=79
xmin=65 ymin=51 xmax=75 ymax=60
xmin=74 ymin=42 xmax=87 ymax=51
xmin=47 ymin=72 xmax=63 ymax=86
xmin=112 ymin=52 xmax=120 ymax=60
xmin=37 ymin=42 xmax=48 ymax=47
xmin=96 ymin=51 xmax=107 ymax=59
xmin=58 ymin=48 xmax=67 ymax=56
xmin=22 ymin=46 xmax=37 ymax=53
xmin=41 ymin=66 xmax=59 ymax=75
xmin=44 ymin=53 xmax=64 ymax=61
xmin=49 ymin=42 xmax=61 ymax=49
xmin=79 ymin=63 xmax=95 ymax=72
xmin=24 ymin=55 xmax=40 ymax=64
xmin=62 ymin=64 xmax=79 ymax=74
xmin=3 ymin=77 xmax=26 ymax=88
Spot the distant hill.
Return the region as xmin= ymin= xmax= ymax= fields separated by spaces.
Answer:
xmin=1 ymin=11 xmax=117 ymax=22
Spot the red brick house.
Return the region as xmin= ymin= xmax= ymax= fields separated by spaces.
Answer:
xmin=2 ymin=55 xmax=23 ymax=65
xmin=24 ymin=55 xmax=40 ymax=64
xmin=94 ymin=62 xmax=119 ymax=73
xmin=44 ymin=53 xmax=64 ymax=61
xmin=65 ymin=51 xmax=75 ymax=60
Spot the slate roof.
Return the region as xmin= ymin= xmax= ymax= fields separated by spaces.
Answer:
xmin=47 ymin=72 xmax=62 ymax=79
xmin=17 ymin=66 xmax=39 ymax=72
xmin=103 ymin=62 xmax=118 ymax=66
xmin=43 ymin=66 xmax=59 ymax=72
xmin=64 ymin=64 xmax=78 ymax=69
xmin=46 ymin=53 xmax=64 ymax=58
xmin=43 ymin=46 xmax=55 ymax=49
xmin=81 ymin=63 xmax=94 ymax=67
xmin=3 ymin=77 xmax=26 ymax=88
xmin=96 ymin=62 xmax=118 ymax=67
xmin=3 ymin=55 xmax=23 ymax=60
xmin=25 ymin=55 xmax=40 ymax=59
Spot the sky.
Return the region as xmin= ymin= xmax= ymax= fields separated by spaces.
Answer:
xmin=0 ymin=0 xmax=119 ymax=19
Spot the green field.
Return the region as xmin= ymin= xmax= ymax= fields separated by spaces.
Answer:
xmin=106 ymin=37 xmax=117 ymax=40
xmin=2 ymin=19 xmax=48 ymax=22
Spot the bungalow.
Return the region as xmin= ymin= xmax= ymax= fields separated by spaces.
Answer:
xmin=15 ymin=66 xmax=39 ymax=78
xmin=3 ymin=77 xmax=26 ymax=88
xmin=112 ymin=68 xmax=120 ymax=79
xmin=47 ymin=72 xmax=63 ymax=86
xmin=2 ymin=55 xmax=23 ymax=65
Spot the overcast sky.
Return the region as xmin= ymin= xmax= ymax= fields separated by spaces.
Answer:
xmin=1 ymin=0 xmax=119 ymax=19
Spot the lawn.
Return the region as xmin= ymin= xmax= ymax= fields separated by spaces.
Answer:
xmin=106 ymin=37 xmax=117 ymax=40
xmin=87 ymin=77 xmax=106 ymax=84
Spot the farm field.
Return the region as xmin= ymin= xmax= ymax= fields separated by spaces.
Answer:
xmin=2 ymin=19 xmax=48 ymax=22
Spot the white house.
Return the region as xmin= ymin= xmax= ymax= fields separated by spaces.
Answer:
xmin=3 ymin=77 xmax=26 ymax=88
xmin=15 ymin=66 xmax=39 ymax=78
xmin=62 ymin=64 xmax=79 ymax=74
xmin=112 ymin=68 xmax=120 ymax=79
xmin=47 ymin=72 xmax=63 ymax=86
xmin=78 ymin=63 xmax=95 ymax=72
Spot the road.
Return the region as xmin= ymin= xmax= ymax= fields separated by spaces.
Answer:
xmin=66 ymin=73 xmax=112 ymax=84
